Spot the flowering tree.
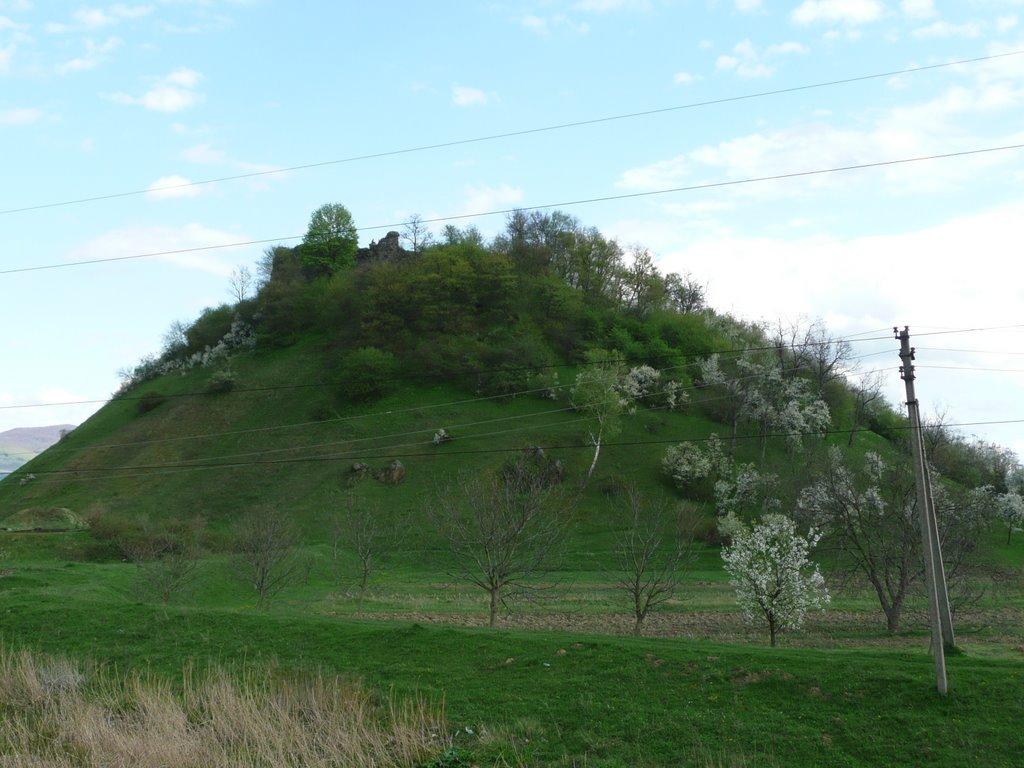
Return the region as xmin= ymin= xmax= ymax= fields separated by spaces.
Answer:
xmin=797 ymin=448 xmax=918 ymax=633
xmin=662 ymin=434 xmax=730 ymax=493
xmin=714 ymin=464 xmax=780 ymax=518
xmin=621 ymin=365 xmax=689 ymax=411
xmin=996 ymin=492 xmax=1024 ymax=544
xmin=720 ymin=513 xmax=829 ymax=646
xmin=736 ymin=356 xmax=830 ymax=458
xmin=698 ymin=353 xmax=746 ymax=449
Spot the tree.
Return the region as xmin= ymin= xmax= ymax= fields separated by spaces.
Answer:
xmin=662 ymin=434 xmax=730 ymax=496
xmin=331 ymin=496 xmax=400 ymax=612
xmin=621 ymin=246 xmax=665 ymax=315
xmin=234 ymin=507 xmax=305 ymax=607
xmin=300 ymin=203 xmax=359 ymax=277
xmin=401 ymin=213 xmax=434 ymax=252
xmin=797 ymin=448 xmax=996 ymax=632
xmin=431 ymin=457 xmax=571 ymax=627
xmin=228 ymin=265 xmax=253 ymax=303
xmin=699 ymin=353 xmax=746 ymax=451
xmin=663 ymin=271 xmax=706 ymax=314
xmin=720 ymin=513 xmax=829 ymax=646
xmin=797 ymin=448 xmax=919 ymax=634
xmin=847 ymin=371 xmax=885 ymax=446
xmin=736 ymin=355 xmax=830 ymax=458
xmin=161 ymin=319 xmax=188 ymax=358
xmin=1001 ymin=470 xmax=1024 ymax=543
xmin=571 ymin=350 xmax=631 ymax=482
xmin=125 ymin=519 xmax=203 ymax=610
xmin=611 ymin=488 xmax=695 ymax=635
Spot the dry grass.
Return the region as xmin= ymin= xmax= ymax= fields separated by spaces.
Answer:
xmin=0 ymin=648 xmax=449 ymax=768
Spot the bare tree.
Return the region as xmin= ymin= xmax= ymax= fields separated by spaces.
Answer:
xmin=124 ymin=518 xmax=203 ymax=610
xmin=228 ymin=265 xmax=253 ymax=303
xmin=431 ymin=457 xmax=572 ymax=627
xmin=234 ymin=507 xmax=305 ymax=607
xmin=401 ymin=214 xmax=434 ymax=252
xmin=848 ymin=371 xmax=885 ymax=446
xmin=611 ymin=488 xmax=696 ymax=635
xmin=331 ymin=496 xmax=401 ymax=612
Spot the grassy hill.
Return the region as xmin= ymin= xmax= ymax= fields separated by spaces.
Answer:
xmin=1 ymin=210 xmax=1021 ymax=765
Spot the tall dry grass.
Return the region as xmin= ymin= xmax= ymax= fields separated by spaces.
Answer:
xmin=0 ymin=648 xmax=449 ymax=767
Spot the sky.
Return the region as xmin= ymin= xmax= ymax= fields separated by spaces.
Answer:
xmin=1 ymin=0 xmax=1023 ymax=458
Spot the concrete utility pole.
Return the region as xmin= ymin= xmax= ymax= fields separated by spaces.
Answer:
xmin=896 ymin=326 xmax=955 ymax=695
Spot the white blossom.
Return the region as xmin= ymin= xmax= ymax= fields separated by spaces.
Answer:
xmin=720 ymin=513 xmax=829 ymax=646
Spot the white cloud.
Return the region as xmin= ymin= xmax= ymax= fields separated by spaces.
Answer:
xmin=899 ymin=0 xmax=934 ymax=19
xmin=0 ymin=14 xmax=26 ymax=30
xmin=451 ymin=85 xmax=488 ymax=107
xmin=68 ymin=223 xmax=248 ymax=275
xmin=735 ymin=0 xmax=763 ymax=10
xmin=520 ymin=13 xmax=589 ymax=35
xmin=57 ymin=36 xmax=121 ymax=74
xmin=673 ymin=71 xmax=698 ymax=85
xmin=715 ymin=38 xmax=807 ymax=79
xmin=912 ymin=20 xmax=984 ymax=39
xmin=572 ymin=0 xmax=650 ymax=12
xmin=459 ymin=183 xmax=524 ymax=215
xmin=619 ymin=59 xmax=1024 ymax=197
xmin=998 ymin=15 xmax=1018 ymax=32
xmin=0 ymin=106 xmax=41 ymax=125
xmin=71 ymin=4 xmax=153 ymax=29
xmin=181 ymin=142 xmax=227 ymax=164
xmin=791 ymin=0 xmax=885 ymax=25
xmin=107 ymin=67 xmax=203 ymax=112
xmin=0 ymin=44 xmax=14 ymax=73
xmin=146 ymin=175 xmax=202 ymax=199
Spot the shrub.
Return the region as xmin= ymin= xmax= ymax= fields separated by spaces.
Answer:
xmin=137 ymin=391 xmax=167 ymax=415
xmin=185 ymin=305 xmax=235 ymax=354
xmin=206 ymin=370 xmax=237 ymax=394
xmin=663 ymin=442 xmax=712 ymax=489
xmin=329 ymin=346 xmax=400 ymax=402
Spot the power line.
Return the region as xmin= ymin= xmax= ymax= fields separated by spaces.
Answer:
xmin=5 ymin=142 xmax=1024 ymax=276
xmin=917 ymin=347 xmax=1024 ymax=357
xmin=4 ymin=322 xmax=1013 ymax=412
xmin=918 ymin=364 xmax=1024 ymax=373
xmin=7 ymin=416 xmax=1022 ymax=481
xmin=0 ymin=331 xmax=894 ymax=412
xmin=3 ymin=49 xmax=1019 ymax=218
xmin=46 ymin=363 xmax=892 ymax=470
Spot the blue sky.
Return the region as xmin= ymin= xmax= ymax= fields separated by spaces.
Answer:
xmin=2 ymin=0 xmax=1024 ymax=457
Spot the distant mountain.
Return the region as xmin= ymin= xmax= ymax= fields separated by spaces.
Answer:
xmin=0 ymin=425 xmax=75 ymax=474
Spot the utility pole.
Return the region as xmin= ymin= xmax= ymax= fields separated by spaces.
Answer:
xmin=896 ymin=326 xmax=955 ymax=695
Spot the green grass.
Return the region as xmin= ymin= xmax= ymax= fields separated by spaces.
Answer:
xmin=1 ymin=594 xmax=1022 ymax=767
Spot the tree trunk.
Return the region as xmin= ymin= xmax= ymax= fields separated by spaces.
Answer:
xmin=1009 ymin=528 xmax=1013 ymax=545
xmin=769 ymin=618 xmax=777 ymax=647
xmin=586 ymin=433 xmax=602 ymax=482
xmin=885 ymin=604 xmax=902 ymax=635
xmin=488 ymin=587 xmax=499 ymax=628
xmin=633 ymin=614 xmax=643 ymax=636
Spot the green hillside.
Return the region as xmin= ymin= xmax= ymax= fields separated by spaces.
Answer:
xmin=1 ymin=208 xmax=1021 ymax=766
